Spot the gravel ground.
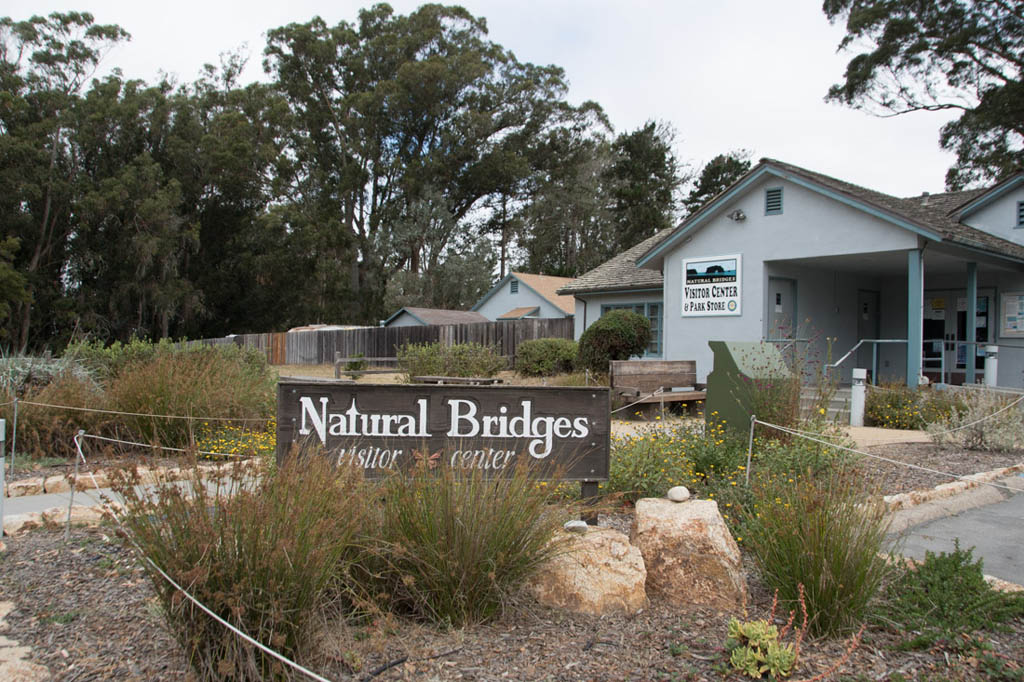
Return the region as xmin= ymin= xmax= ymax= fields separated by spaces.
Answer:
xmin=1 ymin=441 xmax=1022 ymax=681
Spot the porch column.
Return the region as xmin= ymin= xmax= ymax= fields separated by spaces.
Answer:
xmin=966 ymin=262 xmax=977 ymax=384
xmin=906 ymin=249 xmax=923 ymax=386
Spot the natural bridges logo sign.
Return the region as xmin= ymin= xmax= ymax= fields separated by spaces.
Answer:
xmin=276 ymin=380 xmax=610 ymax=481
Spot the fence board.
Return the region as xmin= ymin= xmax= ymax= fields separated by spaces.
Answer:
xmin=194 ymin=318 xmax=573 ymax=366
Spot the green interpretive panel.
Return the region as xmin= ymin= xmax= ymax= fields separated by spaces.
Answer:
xmin=706 ymin=341 xmax=793 ymax=434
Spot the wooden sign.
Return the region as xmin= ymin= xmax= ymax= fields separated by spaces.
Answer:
xmin=276 ymin=379 xmax=610 ymax=481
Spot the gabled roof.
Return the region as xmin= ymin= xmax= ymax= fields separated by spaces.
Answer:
xmin=556 ymin=229 xmax=674 ymax=295
xmin=383 ymin=307 xmax=488 ymax=326
xmin=472 ymin=272 xmax=576 ymax=315
xmin=951 ymin=171 xmax=1024 ymax=220
xmin=497 ymin=306 xmax=540 ymax=319
xmin=637 ymin=158 xmax=1024 ymax=269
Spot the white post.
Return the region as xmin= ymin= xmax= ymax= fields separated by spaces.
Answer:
xmin=984 ymin=345 xmax=999 ymax=387
xmin=850 ymin=368 xmax=866 ymax=427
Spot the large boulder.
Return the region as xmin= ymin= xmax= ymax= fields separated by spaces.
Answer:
xmin=529 ymin=527 xmax=647 ymax=616
xmin=631 ymin=498 xmax=747 ymax=611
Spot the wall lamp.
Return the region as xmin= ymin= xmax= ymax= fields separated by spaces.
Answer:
xmin=727 ymin=209 xmax=746 ymax=222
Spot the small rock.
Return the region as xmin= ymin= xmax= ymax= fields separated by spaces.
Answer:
xmin=666 ymin=486 xmax=690 ymax=502
xmin=563 ymin=520 xmax=589 ymax=533
xmin=44 ymin=475 xmax=71 ymax=494
xmin=6 ymin=478 xmax=44 ymax=497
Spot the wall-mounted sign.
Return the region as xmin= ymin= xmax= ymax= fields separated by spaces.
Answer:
xmin=683 ymin=254 xmax=742 ymax=317
xmin=275 ymin=380 xmax=610 ymax=481
xmin=1001 ymin=292 xmax=1024 ymax=338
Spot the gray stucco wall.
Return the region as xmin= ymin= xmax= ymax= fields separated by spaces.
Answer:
xmin=660 ymin=176 xmax=920 ymax=382
xmin=962 ymin=188 xmax=1024 ymax=246
xmin=475 ymin=279 xmax=565 ymax=320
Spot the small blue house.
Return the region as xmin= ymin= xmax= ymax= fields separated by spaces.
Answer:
xmin=472 ymin=272 xmax=576 ymax=321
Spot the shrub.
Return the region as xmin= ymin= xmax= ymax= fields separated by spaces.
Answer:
xmin=576 ymin=310 xmax=651 ymax=374
xmin=864 ymin=383 xmax=963 ymax=430
xmin=365 ymin=465 xmax=566 ymax=626
xmin=396 ymin=342 xmax=506 ymax=380
xmin=107 ymin=346 xmax=275 ymax=447
xmin=741 ymin=466 xmax=891 ymax=637
xmin=607 ymin=426 xmax=701 ymax=502
xmin=0 ymin=352 xmax=96 ymax=396
xmin=116 ymin=456 xmax=368 ymax=681
xmin=2 ymin=372 xmax=111 ymax=459
xmin=882 ymin=541 xmax=1024 ymax=649
xmin=515 ymin=338 xmax=578 ymax=377
xmin=927 ymin=387 xmax=1022 ymax=451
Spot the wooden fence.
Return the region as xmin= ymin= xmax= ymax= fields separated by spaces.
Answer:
xmin=198 ymin=318 xmax=575 ymax=366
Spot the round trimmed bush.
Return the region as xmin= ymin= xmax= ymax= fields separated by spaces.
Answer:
xmin=515 ymin=338 xmax=578 ymax=377
xmin=576 ymin=310 xmax=651 ymax=374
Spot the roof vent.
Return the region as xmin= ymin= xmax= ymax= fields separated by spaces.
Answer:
xmin=921 ymin=191 xmax=930 ymax=206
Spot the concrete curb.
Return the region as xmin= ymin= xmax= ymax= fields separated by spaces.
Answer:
xmin=882 ymin=463 xmax=1024 ymax=512
xmin=4 ymin=458 xmax=256 ymax=498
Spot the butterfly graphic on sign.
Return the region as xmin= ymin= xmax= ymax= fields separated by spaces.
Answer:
xmin=412 ymin=448 xmax=442 ymax=469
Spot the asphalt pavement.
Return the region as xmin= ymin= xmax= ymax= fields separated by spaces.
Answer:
xmin=892 ymin=473 xmax=1024 ymax=585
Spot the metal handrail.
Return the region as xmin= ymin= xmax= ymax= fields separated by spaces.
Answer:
xmin=827 ymin=339 xmax=907 ymax=371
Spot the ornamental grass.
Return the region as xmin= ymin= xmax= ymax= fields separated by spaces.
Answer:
xmin=115 ymin=455 xmax=368 ymax=682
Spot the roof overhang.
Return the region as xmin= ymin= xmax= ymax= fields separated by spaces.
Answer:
xmin=954 ymin=172 xmax=1024 ymax=220
xmin=636 ymin=162 xmax=945 ymax=269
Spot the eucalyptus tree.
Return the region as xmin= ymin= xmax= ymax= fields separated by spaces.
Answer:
xmin=263 ymin=3 xmax=573 ymax=323
xmin=0 ymin=11 xmax=129 ymax=348
xmin=824 ymin=0 xmax=1024 ymax=188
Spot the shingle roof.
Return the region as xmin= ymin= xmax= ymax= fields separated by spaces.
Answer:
xmin=509 ymin=272 xmax=577 ymax=314
xmin=556 ymin=229 xmax=675 ymax=295
xmin=387 ymin=307 xmax=489 ymax=326
xmin=497 ymin=306 xmax=540 ymax=319
xmin=757 ymin=159 xmax=1024 ymax=261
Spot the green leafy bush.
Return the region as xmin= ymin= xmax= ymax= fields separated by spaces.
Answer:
xmin=865 ymin=383 xmax=964 ymax=430
xmin=725 ymin=617 xmax=797 ymax=680
xmin=365 ymin=466 xmax=566 ymax=626
xmin=607 ymin=426 xmax=701 ymax=502
xmin=741 ymin=467 xmax=891 ymax=637
xmin=576 ymin=310 xmax=651 ymax=374
xmin=515 ymin=338 xmax=578 ymax=377
xmin=882 ymin=541 xmax=1024 ymax=649
xmin=116 ymin=456 xmax=368 ymax=681
xmin=397 ymin=342 xmax=506 ymax=380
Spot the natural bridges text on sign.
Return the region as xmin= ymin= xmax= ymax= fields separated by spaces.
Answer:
xmin=276 ymin=380 xmax=610 ymax=481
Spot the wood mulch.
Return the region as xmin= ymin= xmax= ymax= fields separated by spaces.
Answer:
xmin=1 ymin=442 xmax=1022 ymax=681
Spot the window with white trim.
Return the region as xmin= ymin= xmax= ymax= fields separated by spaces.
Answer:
xmin=600 ymin=302 xmax=663 ymax=356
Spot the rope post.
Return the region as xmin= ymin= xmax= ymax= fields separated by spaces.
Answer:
xmin=66 ymin=430 xmax=85 ymax=544
xmin=9 ymin=397 xmax=17 ymax=477
xmin=746 ymin=414 xmax=756 ymax=486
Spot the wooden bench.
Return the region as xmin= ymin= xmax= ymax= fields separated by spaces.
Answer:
xmin=610 ymin=360 xmax=706 ymax=417
xmin=412 ymin=376 xmax=504 ymax=386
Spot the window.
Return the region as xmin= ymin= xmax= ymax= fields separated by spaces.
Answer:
xmin=600 ymin=302 xmax=663 ymax=356
xmin=765 ymin=187 xmax=783 ymax=215
xmin=510 ymin=280 xmax=519 ymax=294
xmin=1017 ymin=201 xmax=1024 ymax=228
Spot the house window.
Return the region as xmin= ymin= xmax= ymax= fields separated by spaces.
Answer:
xmin=600 ymin=303 xmax=663 ymax=356
xmin=1017 ymin=201 xmax=1024 ymax=228
xmin=765 ymin=187 xmax=783 ymax=215
xmin=510 ymin=280 xmax=519 ymax=294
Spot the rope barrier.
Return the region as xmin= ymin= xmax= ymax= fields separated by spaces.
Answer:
xmin=752 ymin=419 xmax=1024 ymax=494
xmin=924 ymin=392 xmax=1024 ymax=437
xmin=610 ymin=388 xmax=666 ymax=415
xmin=78 ymin=432 xmax=249 ymax=459
xmin=72 ymin=432 xmax=335 ymax=682
xmin=18 ymin=399 xmax=268 ymax=423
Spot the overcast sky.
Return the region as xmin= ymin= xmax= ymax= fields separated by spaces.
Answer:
xmin=8 ymin=0 xmax=962 ymax=198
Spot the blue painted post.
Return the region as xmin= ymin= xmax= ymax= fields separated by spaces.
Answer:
xmin=907 ymin=249 xmax=923 ymax=387
xmin=966 ymin=262 xmax=977 ymax=384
